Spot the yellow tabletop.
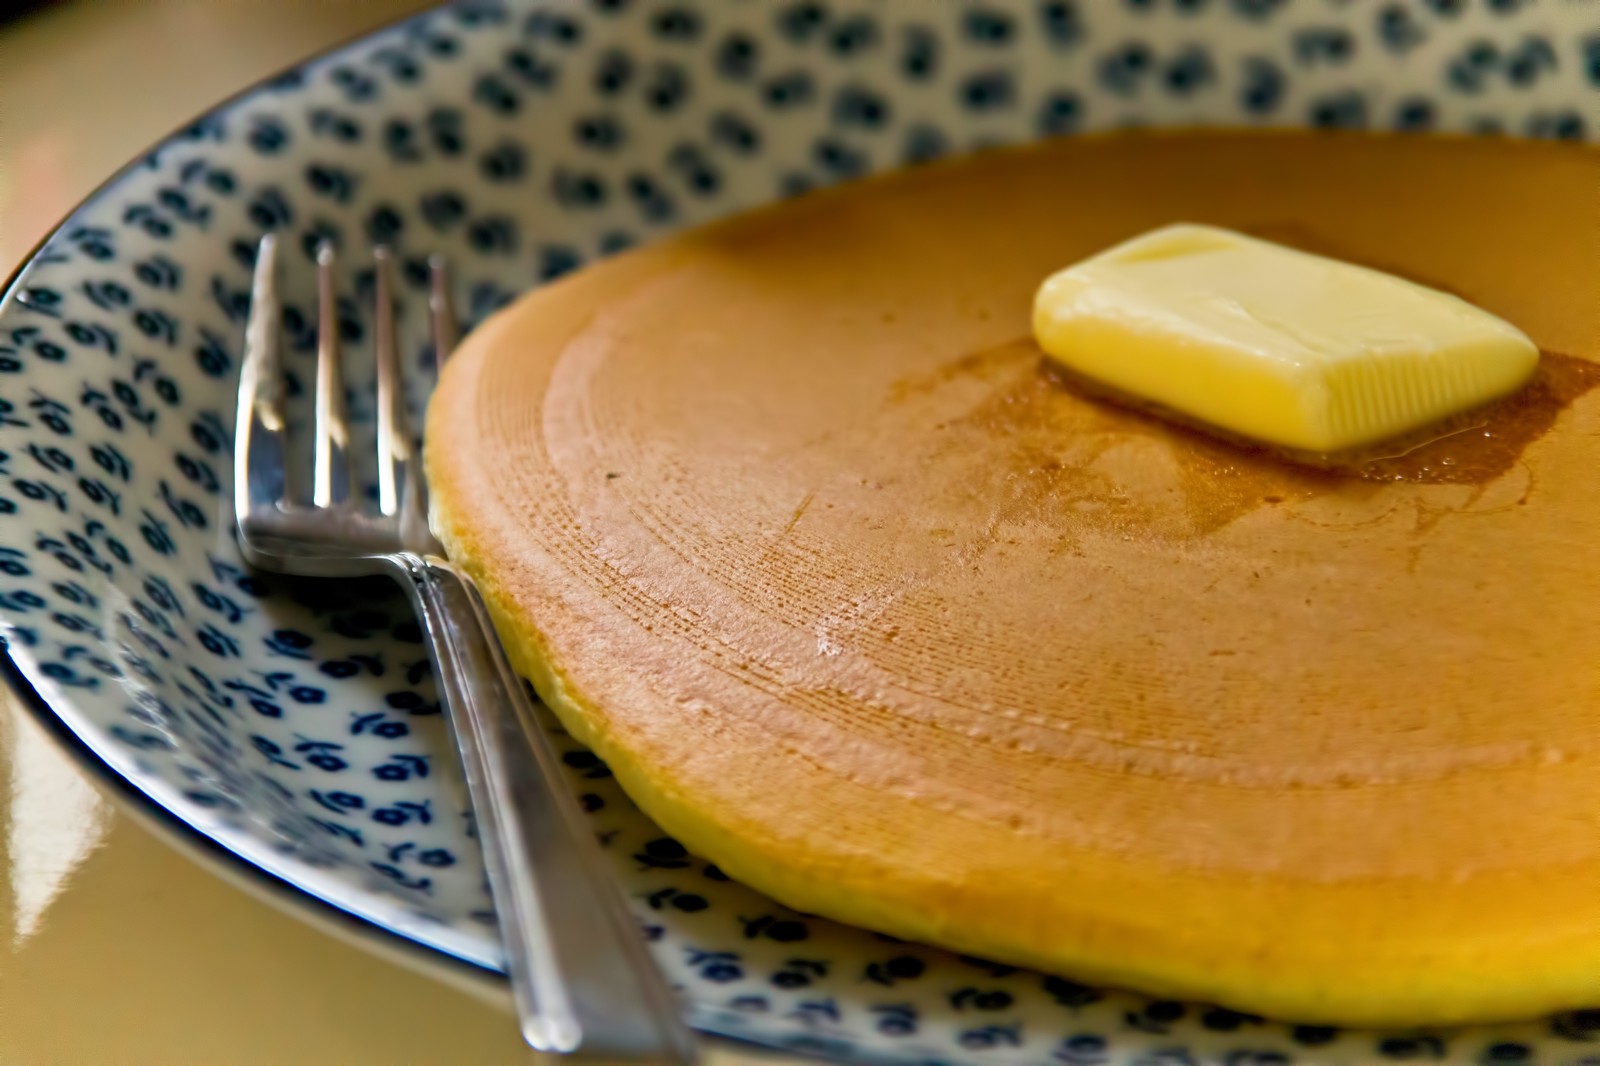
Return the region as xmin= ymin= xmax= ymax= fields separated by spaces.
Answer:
xmin=0 ymin=4 xmax=786 ymax=1062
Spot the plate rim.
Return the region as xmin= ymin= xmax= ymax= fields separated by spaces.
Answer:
xmin=0 ymin=644 xmax=506 ymax=973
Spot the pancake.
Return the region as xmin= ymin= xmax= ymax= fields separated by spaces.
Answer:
xmin=426 ymin=131 xmax=1600 ymax=1025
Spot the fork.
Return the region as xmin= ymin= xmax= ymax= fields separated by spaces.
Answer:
xmin=233 ymin=234 xmax=698 ymax=1063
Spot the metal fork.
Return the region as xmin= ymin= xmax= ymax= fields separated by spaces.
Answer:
xmin=233 ymin=234 xmax=697 ymax=1063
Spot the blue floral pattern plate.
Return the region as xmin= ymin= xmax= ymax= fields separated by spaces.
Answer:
xmin=1 ymin=1 xmax=1596 ymax=1062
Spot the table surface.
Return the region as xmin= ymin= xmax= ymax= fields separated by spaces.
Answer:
xmin=0 ymin=3 xmax=785 ymax=1062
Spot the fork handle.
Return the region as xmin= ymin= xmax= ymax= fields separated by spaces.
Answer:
xmin=391 ymin=553 xmax=698 ymax=1064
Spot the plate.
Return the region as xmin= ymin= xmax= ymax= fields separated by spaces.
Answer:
xmin=1 ymin=1 xmax=1596 ymax=1061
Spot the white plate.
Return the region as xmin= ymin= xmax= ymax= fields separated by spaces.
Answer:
xmin=1 ymin=1 xmax=1596 ymax=1061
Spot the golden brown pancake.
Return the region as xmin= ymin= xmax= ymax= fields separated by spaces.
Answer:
xmin=426 ymin=131 xmax=1600 ymax=1025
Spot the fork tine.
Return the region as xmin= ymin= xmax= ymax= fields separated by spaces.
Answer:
xmin=373 ymin=247 xmax=418 ymax=520
xmin=235 ymin=234 xmax=288 ymax=521
xmin=428 ymin=254 xmax=457 ymax=374
xmin=313 ymin=242 xmax=353 ymax=507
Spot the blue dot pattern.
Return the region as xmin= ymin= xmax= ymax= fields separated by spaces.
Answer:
xmin=0 ymin=1 xmax=1595 ymax=1062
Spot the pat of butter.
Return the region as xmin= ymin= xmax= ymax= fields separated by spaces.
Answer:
xmin=1032 ymin=224 xmax=1538 ymax=454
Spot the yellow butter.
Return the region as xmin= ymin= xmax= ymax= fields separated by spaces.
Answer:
xmin=1032 ymin=224 xmax=1538 ymax=454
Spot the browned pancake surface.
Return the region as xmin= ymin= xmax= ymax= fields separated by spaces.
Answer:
xmin=428 ymin=132 xmax=1600 ymax=1023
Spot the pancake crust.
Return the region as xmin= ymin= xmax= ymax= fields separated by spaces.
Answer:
xmin=426 ymin=132 xmax=1600 ymax=1025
